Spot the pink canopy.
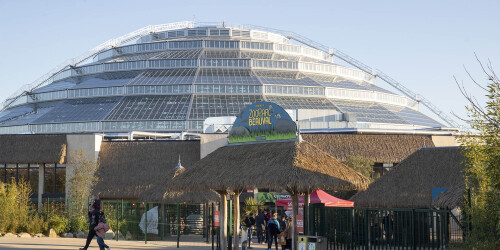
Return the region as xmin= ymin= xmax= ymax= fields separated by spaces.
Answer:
xmin=276 ymin=189 xmax=353 ymax=207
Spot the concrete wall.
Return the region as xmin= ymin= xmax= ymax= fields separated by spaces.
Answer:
xmin=431 ymin=135 xmax=458 ymax=147
xmin=200 ymin=133 xmax=228 ymax=159
xmin=65 ymin=134 xmax=103 ymax=199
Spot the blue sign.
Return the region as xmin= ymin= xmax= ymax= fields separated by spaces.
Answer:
xmin=432 ymin=188 xmax=449 ymax=200
xmin=229 ymin=102 xmax=297 ymax=143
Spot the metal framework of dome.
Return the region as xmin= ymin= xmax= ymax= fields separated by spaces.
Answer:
xmin=0 ymin=21 xmax=454 ymax=135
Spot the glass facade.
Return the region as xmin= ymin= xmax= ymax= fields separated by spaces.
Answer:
xmin=0 ymin=26 xmax=445 ymax=134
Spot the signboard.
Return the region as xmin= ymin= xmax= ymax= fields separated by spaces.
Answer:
xmin=214 ymin=209 xmax=220 ymax=227
xmin=229 ymin=102 xmax=297 ymax=144
xmin=257 ymin=193 xmax=291 ymax=203
xmin=296 ymin=214 xmax=303 ymax=233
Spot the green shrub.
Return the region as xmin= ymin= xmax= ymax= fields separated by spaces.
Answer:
xmin=27 ymin=213 xmax=48 ymax=234
xmin=69 ymin=216 xmax=88 ymax=232
xmin=48 ymin=214 xmax=68 ymax=234
xmin=108 ymin=217 xmax=127 ymax=235
xmin=0 ymin=180 xmax=32 ymax=233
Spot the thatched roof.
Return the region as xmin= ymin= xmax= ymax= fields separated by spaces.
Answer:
xmin=432 ymin=183 xmax=465 ymax=209
xmin=302 ymin=133 xmax=435 ymax=163
xmin=350 ymin=147 xmax=466 ymax=208
xmin=167 ymin=141 xmax=370 ymax=193
xmin=156 ymin=191 xmax=220 ymax=204
xmin=0 ymin=134 xmax=66 ymax=164
xmin=93 ymin=140 xmax=200 ymax=200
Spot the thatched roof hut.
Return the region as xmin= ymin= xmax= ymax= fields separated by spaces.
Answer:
xmin=302 ymin=133 xmax=435 ymax=163
xmin=93 ymin=140 xmax=200 ymax=200
xmin=156 ymin=191 xmax=220 ymax=204
xmin=350 ymin=147 xmax=466 ymax=208
xmin=0 ymin=134 xmax=66 ymax=164
xmin=167 ymin=140 xmax=370 ymax=193
xmin=432 ymin=183 xmax=465 ymax=209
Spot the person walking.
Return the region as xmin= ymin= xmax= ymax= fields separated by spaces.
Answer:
xmin=283 ymin=216 xmax=293 ymax=250
xmin=267 ymin=213 xmax=280 ymax=250
xmin=263 ymin=210 xmax=271 ymax=243
xmin=80 ymin=200 xmax=101 ymax=250
xmin=255 ymin=210 xmax=265 ymax=244
xmin=94 ymin=212 xmax=111 ymax=250
xmin=244 ymin=212 xmax=256 ymax=248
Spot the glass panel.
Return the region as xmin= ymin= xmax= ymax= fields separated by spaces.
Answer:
xmin=0 ymin=101 xmax=62 ymax=127
xmin=154 ymin=49 xmax=202 ymax=59
xmin=332 ymin=99 xmax=408 ymax=124
xmin=6 ymin=167 xmax=16 ymax=183
xmin=189 ymin=95 xmax=263 ymax=120
xmin=128 ymin=69 xmax=196 ymax=85
xmin=255 ymin=71 xmax=320 ymax=86
xmin=44 ymin=164 xmax=55 ymax=194
xmin=201 ymin=50 xmax=242 ymax=59
xmin=265 ymin=96 xmax=338 ymax=110
xmin=18 ymin=164 xmax=28 ymax=183
xmin=56 ymin=166 xmax=65 ymax=194
xmin=0 ymin=166 xmax=5 ymax=183
xmin=29 ymin=165 xmax=39 ymax=194
xmin=34 ymin=97 xmax=121 ymax=123
xmin=195 ymin=68 xmax=260 ymax=85
xmin=105 ymin=95 xmax=191 ymax=120
xmin=382 ymin=104 xmax=443 ymax=127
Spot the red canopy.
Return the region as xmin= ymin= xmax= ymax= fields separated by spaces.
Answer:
xmin=276 ymin=189 xmax=353 ymax=207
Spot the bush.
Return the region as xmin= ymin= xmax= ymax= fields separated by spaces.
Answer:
xmin=48 ymin=214 xmax=68 ymax=234
xmin=69 ymin=216 xmax=88 ymax=233
xmin=0 ymin=180 xmax=32 ymax=233
xmin=27 ymin=213 xmax=48 ymax=234
xmin=108 ymin=217 xmax=127 ymax=235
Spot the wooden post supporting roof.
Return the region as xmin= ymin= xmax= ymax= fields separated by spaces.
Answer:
xmin=217 ymin=191 xmax=227 ymax=250
xmin=232 ymin=190 xmax=242 ymax=250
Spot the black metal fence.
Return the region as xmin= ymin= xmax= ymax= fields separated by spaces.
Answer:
xmin=39 ymin=197 xmax=221 ymax=249
xmin=310 ymin=204 xmax=465 ymax=250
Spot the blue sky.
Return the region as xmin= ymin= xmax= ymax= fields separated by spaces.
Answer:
xmin=1 ymin=0 xmax=499 ymax=127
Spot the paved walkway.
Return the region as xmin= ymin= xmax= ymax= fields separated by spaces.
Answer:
xmin=0 ymin=237 xmax=271 ymax=250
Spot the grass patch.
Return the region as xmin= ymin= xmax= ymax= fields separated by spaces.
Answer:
xmin=229 ymin=131 xmax=297 ymax=143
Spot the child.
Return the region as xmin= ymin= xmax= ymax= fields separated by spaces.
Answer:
xmin=94 ymin=212 xmax=111 ymax=250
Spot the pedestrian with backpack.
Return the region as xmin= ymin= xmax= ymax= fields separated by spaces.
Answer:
xmin=244 ymin=212 xmax=256 ymax=248
xmin=267 ymin=213 xmax=280 ymax=250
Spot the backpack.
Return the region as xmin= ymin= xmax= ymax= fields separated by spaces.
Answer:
xmin=269 ymin=220 xmax=280 ymax=234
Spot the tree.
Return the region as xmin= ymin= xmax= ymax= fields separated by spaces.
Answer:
xmin=67 ymin=150 xmax=100 ymax=217
xmin=456 ymin=58 xmax=500 ymax=249
xmin=342 ymin=155 xmax=375 ymax=181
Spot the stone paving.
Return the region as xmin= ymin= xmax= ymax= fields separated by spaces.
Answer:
xmin=0 ymin=236 xmax=271 ymax=250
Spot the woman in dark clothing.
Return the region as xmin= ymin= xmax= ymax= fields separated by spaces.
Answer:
xmin=80 ymin=200 xmax=101 ymax=250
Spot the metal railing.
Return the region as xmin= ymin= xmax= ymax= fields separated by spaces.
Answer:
xmin=309 ymin=204 xmax=466 ymax=249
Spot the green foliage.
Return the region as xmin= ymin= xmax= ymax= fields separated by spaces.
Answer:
xmin=242 ymin=197 xmax=264 ymax=216
xmin=229 ymin=131 xmax=297 ymax=143
xmin=69 ymin=215 xmax=88 ymax=232
xmin=48 ymin=214 xmax=68 ymax=234
xmin=67 ymin=150 xmax=100 ymax=217
xmin=119 ymin=214 xmax=141 ymax=238
xmin=26 ymin=213 xmax=48 ymax=234
xmin=458 ymin=64 xmax=500 ymax=249
xmin=0 ymin=180 xmax=33 ymax=233
xmin=108 ymin=217 xmax=127 ymax=235
xmin=342 ymin=155 xmax=375 ymax=181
